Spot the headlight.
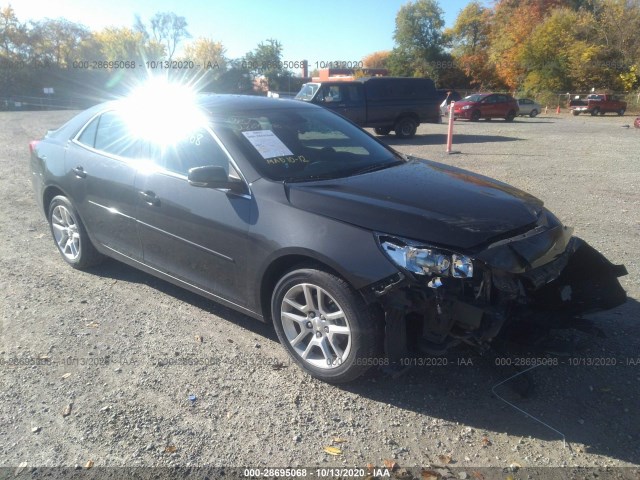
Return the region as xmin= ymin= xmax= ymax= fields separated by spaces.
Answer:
xmin=379 ymin=236 xmax=473 ymax=278
xmin=461 ymin=105 xmax=472 ymax=110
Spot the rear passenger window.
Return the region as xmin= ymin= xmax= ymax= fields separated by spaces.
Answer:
xmin=93 ymin=111 xmax=140 ymax=158
xmin=77 ymin=117 xmax=99 ymax=147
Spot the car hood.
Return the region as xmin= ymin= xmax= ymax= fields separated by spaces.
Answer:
xmin=286 ymin=159 xmax=545 ymax=251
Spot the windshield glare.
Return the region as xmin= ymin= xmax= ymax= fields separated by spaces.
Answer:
xmin=294 ymin=84 xmax=319 ymax=101
xmin=211 ymin=107 xmax=402 ymax=182
xmin=463 ymin=94 xmax=485 ymax=102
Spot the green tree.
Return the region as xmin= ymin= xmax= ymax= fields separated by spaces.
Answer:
xmin=389 ymin=0 xmax=446 ymax=79
xmin=27 ymin=19 xmax=90 ymax=67
xmin=243 ymin=38 xmax=292 ymax=91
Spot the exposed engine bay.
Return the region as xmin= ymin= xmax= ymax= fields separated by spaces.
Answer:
xmin=366 ymin=221 xmax=627 ymax=359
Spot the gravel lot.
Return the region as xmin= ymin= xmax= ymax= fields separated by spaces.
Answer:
xmin=1 ymin=109 xmax=639 ymax=477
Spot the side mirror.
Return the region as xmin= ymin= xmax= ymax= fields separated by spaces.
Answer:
xmin=188 ymin=165 xmax=233 ymax=189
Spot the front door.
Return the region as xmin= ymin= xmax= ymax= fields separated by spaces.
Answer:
xmin=134 ymin=128 xmax=253 ymax=306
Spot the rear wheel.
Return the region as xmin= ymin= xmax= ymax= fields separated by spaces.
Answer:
xmin=505 ymin=110 xmax=516 ymax=122
xmin=618 ymin=108 xmax=625 ymax=116
xmin=529 ymin=109 xmax=538 ymax=118
xmin=271 ymin=268 xmax=381 ymax=383
xmin=470 ymin=110 xmax=481 ymax=122
xmin=48 ymin=195 xmax=104 ymax=269
xmin=374 ymin=127 xmax=392 ymax=136
xmin=394 ymin=117 xmax=417 ymax=138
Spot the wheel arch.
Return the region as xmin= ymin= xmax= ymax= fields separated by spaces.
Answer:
xmin=259 ymin=251 xmax=357 ymax=324
xmin=394 ymin=112 xmax=420 ymax=126
xmin=42 ymin=185 xmax=69 ymax=217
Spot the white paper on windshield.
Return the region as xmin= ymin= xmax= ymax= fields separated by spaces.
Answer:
xmin=242 ymin=130 xmax=293 ymax=159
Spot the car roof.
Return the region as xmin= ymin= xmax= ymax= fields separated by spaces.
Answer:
xmin=195 ymin=93 xmax=315 ymax=112
xmin=46 ymin=94 xmax=318 ymax=141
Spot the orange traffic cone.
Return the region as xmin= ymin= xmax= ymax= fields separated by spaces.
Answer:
xmin=556 ymin=105 xmax=561 ymax=114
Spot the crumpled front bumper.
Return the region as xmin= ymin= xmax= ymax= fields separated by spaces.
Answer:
xmin=367 ymin=222 xmax=628 ymax=356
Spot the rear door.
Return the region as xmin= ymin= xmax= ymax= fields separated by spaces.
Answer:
xmin=69 ymin=110 xmax=142 ymax=260
xmin=134 ymin=127 xmax=254 ymax=306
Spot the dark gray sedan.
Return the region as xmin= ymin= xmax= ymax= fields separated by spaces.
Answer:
xmin=30 ymin=92 xmax=627 ymax=382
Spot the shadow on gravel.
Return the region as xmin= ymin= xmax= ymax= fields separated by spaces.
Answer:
xmin=343 ymin=298 xmax=640 ymax=465
xmin=87 ymin=259 xmax=639 ymax=465
xmin=88 ymin=259 xmax=278 ymax=341
xmin=382 ymin=133 xmax=523 ymax=147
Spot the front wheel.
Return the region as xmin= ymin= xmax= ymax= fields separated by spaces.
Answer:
xmin=505 ymin=110 xmax=516 ymax=122
xmin=529 ymin=109 xmax=538 ymax=118
xmin=591 ymin=108 xmax=600 ymax=116
xmin=271 ymin=269 xmax=381 ymax=383
xmin=572 ymin=111 xmax=580 ymax=116
xmin=394 ymin=117 xmax=417 ymax=138
xmin=618 ymin=108 xmax=625 ymax=116
xmin=48 ymin=195 xmax=104 ymax=268
xmin=470 ymin=110 xmax=481 ymax=122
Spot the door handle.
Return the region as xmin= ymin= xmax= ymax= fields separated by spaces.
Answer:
xmin=72 ymin=166 xmax=86 ymax=178
xmin=140 ymin=190 xmax=159 ymax=206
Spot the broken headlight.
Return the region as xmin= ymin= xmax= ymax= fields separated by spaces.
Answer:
xmin=378 ymin=236 xmax=473 ymax=278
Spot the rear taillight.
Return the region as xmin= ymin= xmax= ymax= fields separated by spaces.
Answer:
xmin=29 ymin=140 xmax=39 ymax=154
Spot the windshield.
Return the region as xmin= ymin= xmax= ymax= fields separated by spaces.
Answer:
xmin=294 ymin=83 xmax=319 ymax=101
xmin=211 ymin=107 xmax=403 ymax=182
xmin=463 ymin=94 xmax=485 ymax=102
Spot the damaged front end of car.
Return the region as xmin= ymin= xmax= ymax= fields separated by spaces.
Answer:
xmin=366 ymin=210 xmax=628 ymax=358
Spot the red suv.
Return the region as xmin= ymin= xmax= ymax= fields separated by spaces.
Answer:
xmin=453 ymin=93 xmax=519 ymax=122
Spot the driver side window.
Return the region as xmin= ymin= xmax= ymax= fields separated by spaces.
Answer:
xmin=321 ymin=85 xmax=342 ymax=103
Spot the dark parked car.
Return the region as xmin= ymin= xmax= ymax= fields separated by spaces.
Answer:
xmin=453 ymin=93 xmax=519 ymax=121
xmin=30 ymin=93 xmax=627 ymax=383
xmin=295 ymin=77 xmax=441 ymax=138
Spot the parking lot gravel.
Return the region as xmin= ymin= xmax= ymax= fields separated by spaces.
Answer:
xmin=1 ymin=109 xmax=639 ymax=476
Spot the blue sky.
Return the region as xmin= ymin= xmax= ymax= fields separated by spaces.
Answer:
xmin=9 ymin=0 xmax=482 ymax=72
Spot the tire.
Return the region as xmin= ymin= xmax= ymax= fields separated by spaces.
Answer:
xmin=485 ymin=117 xmax=492 ymax=121
xmin=374 ymin=127 xmax=392 ymax=136
xmin=591 ymin=108 xmax=599 ymax=116
xmin=505 ymin=110 xmax=516 ymax=122
xmin=618 ymin=108 xmax=625 ymax=116
xmin=572 ymin=111 xmax=580 ymax=116
xmin=271 ymin=268 xmax=381 ymax=383
xmin=470 ymin=110 xmax=481 ymax=122
xmin=394 ymin=117 xmax=417 ymax=138
xmin=529 ymin=109 xmax=538 ymax=118
xmin=48 ymin=195 xmax=104 ymax=269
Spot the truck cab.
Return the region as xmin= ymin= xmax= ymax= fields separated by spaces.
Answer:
xmin=295 ymin=77 xmax=441 ymax=138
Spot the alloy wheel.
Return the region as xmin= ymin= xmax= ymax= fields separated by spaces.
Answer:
xmin=280 ymin=283 xmax=352 ymax=369
xmin=51 ymin=205 xmax=81 ymax=261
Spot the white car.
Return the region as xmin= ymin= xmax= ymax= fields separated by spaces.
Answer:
xmin=517 ymin=98 xmax=542 ymax=117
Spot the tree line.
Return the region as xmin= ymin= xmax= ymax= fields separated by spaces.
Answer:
xmin=364 ymin=0 xmax=639 ymax=99
xmin=1 ymin=1 xmax=639 ymax=106
xmin=0 ymin=6 xmax=301 ymax=104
